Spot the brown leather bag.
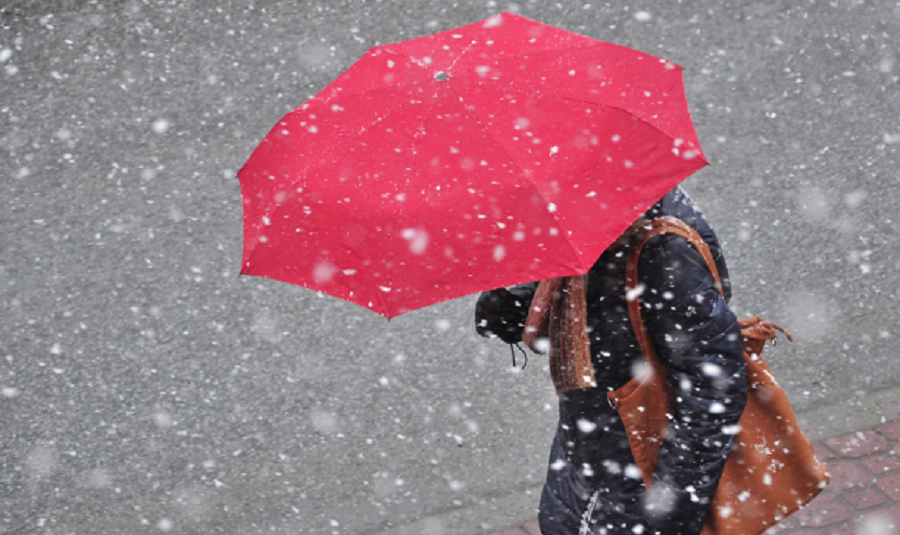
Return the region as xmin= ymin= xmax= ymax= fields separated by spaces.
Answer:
xmin=610 ymin=217 xmax=829 ymax=535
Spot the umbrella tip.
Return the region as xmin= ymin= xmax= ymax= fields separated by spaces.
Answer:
xmin=435 ymin=71 xmax=449 ymax=82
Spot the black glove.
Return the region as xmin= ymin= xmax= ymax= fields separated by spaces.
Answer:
xmin=474 ymin=283 xmax=537 ymax=344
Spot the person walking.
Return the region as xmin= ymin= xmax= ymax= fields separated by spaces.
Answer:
xmin=476 ymin=186 xmax=748 ymax=535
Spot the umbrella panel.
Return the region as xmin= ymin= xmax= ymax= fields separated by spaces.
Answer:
xmin=239 ymin=13 xmax=708 ymax=317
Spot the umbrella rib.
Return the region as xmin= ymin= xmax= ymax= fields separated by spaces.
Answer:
xmin=300 ymin=78 xmax=429 ymax=114
xmin=446 ymin=38 xmax=479 ymax=73
xmin=285 ymin=96 xmax=411 ymax=194
xmin=383 ymin=87 xmax=444 ymax=315
xmin=243 ymin=97 xmax=414 ymax=275
xmin=446 ymin=38 xmax=691 ymax=147
xmin=309 ymin=47 xmax=439 ymax=103
xmin=450 ymin=77 xmax=692 ymax=151
xmin=457 ymin=40 xmax=648 ymax=68
xmin=444 ymin=81 xmax=589 ymax=271
xmin=449 ymin=41 xmax=611 ymax=80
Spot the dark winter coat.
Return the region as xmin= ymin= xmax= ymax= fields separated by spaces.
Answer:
xmin=475 ymin=187 xmax=748 ymax=535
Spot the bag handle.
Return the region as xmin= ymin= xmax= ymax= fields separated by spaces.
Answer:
xmin=625 ymin=217 xmax=724 ymax=370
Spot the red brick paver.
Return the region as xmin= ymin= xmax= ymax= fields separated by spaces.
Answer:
xmin=857 ymin=505 xmax=900 ymax=531
xmin=814 ymin=442 xmax=837 ymax=462
xmin=488 ymin=417 xmax=900 ymax=535
xmin=861 ymin=453 xmax=900 ymax=475
xmin=794 ymin=494 xmax=854 ymax=528
xmin=825 ymin=430 xmax=890 ymax=459
xmin=821 ymin=525 xmax=857 ymax=535
xmin=764 ymin=517 xmax=800 ymax=534
xmin=789 ymin=528 xmax=855 ymax=535
xmin=843 ymin=487 xmax=888 ymax=510
xmin=877 ymin=420 xmax=900 ymax=441
xmin=493 ymin=528 xmax=527 ymax=535
xmin=875 ymin=473 xmax=900 ymax=502
xmin=823 ymin=460 xmax=873 ymax=492
xmin=521 ymin=520 xmax=542 ymax=535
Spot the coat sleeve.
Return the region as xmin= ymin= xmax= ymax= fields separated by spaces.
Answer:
xmin=474 ymin=282 xmax=538 ymax=344
xmin=637 ymin=235 xmax=748 ymax=535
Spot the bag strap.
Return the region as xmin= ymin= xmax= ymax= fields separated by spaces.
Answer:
xmin=625 ymin=217 xmax=724 ymax=369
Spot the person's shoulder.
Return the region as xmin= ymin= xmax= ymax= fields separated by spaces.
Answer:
xmin=640 ymin=186 xmax=733 ymax=298
xmin=646 ymin=187 xmax=722 ymax=252
xmin=646 ymin=186 xmax=706 ymax=227
xmin=638 ymin=229 xmax=704 ymax=267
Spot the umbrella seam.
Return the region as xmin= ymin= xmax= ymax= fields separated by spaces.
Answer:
xmin=447 ymin=41 xmax=679 ymax=78
xmin=444 ymin=79 xmax=589 ymax=272
xmin=297 ymin=78 xmax=431 ymax=114
xmin=446 ymin=38 xmax=478 ymax=75
xmin=303 ymin=43 xmax=684 ymax=142
xmin=449 ymin=77 xmax=696 ymax=149
xmin=244 ymin=96 xmax=414 ymax=279
xmin=384 ymin=83 xmax=444 ymax=316
xmin=309 ymin=46 xmax=449 ymax=103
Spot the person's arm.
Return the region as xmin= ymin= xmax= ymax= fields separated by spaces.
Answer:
xmin=474 ymin=282 xmax=538 ymax=344
xmin=638 ymin=235 xmax=748 ymax=535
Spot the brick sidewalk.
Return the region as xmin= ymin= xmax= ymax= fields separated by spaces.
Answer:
xmin=491 ymin=418 xmax=900 ymax=535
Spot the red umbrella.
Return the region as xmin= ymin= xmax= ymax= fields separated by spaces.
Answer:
xmin=238 ymin=12 xmax=707 ymax=318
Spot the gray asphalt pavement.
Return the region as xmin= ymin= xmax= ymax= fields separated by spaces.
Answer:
xmin=2 ymin=1 xmax=899 ymax=534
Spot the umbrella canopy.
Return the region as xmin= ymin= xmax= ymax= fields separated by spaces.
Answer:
xmin=238 ymin=12 xmax=707 ymax=318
